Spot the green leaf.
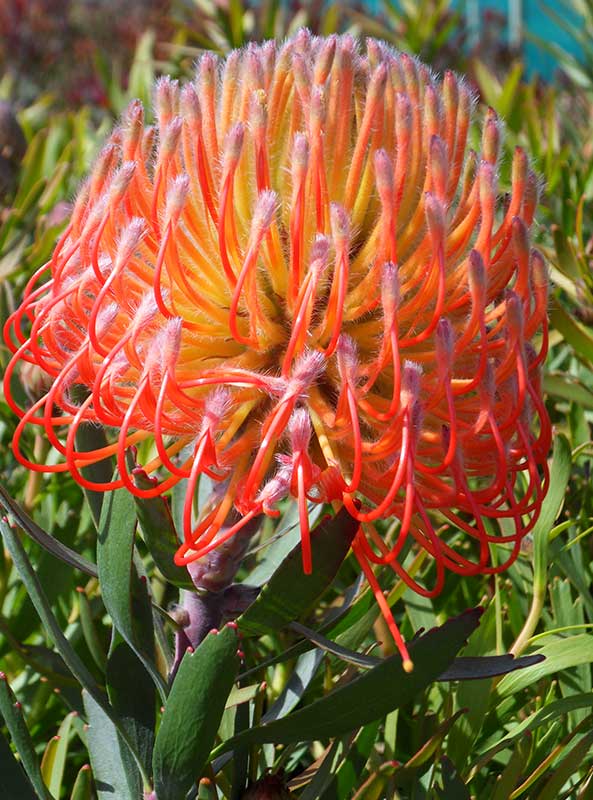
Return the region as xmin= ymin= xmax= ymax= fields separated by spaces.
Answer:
xmin=40 ymin=713 xmax=76 ymax=799
xmin=533 ymin=728 xmax=593 ymax=800
xmin=238 ymin=507 xmax=359 ymax=636
xmin=350 ymin=761 xmax=397 ymax=800
xmin=245 ymin=503 xmax=320 ymax=587
xmin=0 ymin=518 xmax=102 ymax=696
xmin=497 ymin=62 xmax=525 ymax=118
xmin=297 ymin=739 xmax=346 ymax=799
xmin=228 ymin=0 xmax=245 ymax=46
xmin=0 ymin=517 xmax=150 ymax=789
xmin=127 ymin=31 xmax=156 ymax=110
xmin=0 ymin=673 xmax=53 ymax=800
xmin=12 ymin=130 xmax=47 ymax=206
xmin=552 ymin=226 xmax=582 ymax=281
xmin=75 ymin=424 xmax=114 ymax=530
xmin=405 ymin=711 xmax=466 ymax=771
xmin=230 ymin=692 xmax=250 ymax=797
xmin=83 ymin=691 xmax=142 ymax=800
xmin=76 ymin=587 xmax=107 ymax=672
xmin=97 ymin=488 xmax=166 ymax=699
xmin=500 ymin=634 xmax=593 ymax=697
xmin=0 ymin=484 xmax=97 ymax=577
xmin=472 ymin=60 xmax=502 ymax=109
xmin=224 ymin=683 xmax=260 ymax=709
xmin=475 ymin=694 xmax=593 ymax=767
xmin=133 ymin=472 xmax=192 ymax=588
xmin=263 ymin=649 xmax=324 ymax=723
xmin=550 ymin=299 xmax=593 ymax=364
xmin=550 ymin=579 xmax=591 ymax=726
xmin=491 ymin=737 xmax=531 ymax=800
xmin=445 ymin=600 xmax=497 ymax=770
xmin=511 ymin=434 xmax=572 ymax=656
xmin=106 ymin=631 xmax=156 ymax=780
xmin=152 ymin=625 xmax=240 ymax=800
xmin=219 ymin=609 xmax=482 ymax=750
xmin=289 ymin=621 xmax=380 ymax=668
xmin=302 ymin=724 xmax=380 ymax=800
xmin=70 ymin=765 xmax=93 ymax=800
xmin=544 ymin=374 xmax=593 ymax=411
xmin=0 ymin=729 xmax=39 ymax=800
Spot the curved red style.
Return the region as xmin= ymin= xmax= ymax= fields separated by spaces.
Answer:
xmin=4 ymin=33 xmax=551 ymax=668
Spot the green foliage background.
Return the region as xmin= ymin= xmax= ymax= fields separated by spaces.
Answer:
xmin=1 ymin=1 xmax=593 ymax=798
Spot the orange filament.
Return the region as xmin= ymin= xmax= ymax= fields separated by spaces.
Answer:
xmin=4 ymin=35 xmax=551 ymax=668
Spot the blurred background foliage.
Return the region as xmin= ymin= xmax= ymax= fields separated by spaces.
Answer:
xmin=2 ymin=1 xmax=593 ymax=798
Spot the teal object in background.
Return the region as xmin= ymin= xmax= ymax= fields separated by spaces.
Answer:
xmin=461 ymin=0 xmax=582 ymax=79
xmin=362 ymin=1 xmax=582 ymax=79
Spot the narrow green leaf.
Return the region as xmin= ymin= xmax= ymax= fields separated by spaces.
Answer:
xmin=298 ymin=739 xmax=346 ymax=800
xmin=127 ymin=31 xmax=155 ymax=109
xmin=228 ymin=0 xmax=245 ymax=46
xmin=245 ymin=505 xmax=317 ymax=588
xmin=326 ymin=723 xmax=381 ymax=800
xmin=230 ymin=698 xmax=249 ymax=798
xmin=70 ymin=765 xmax=93 ymax=800
xmin=350 ymin=762 xmax=396 ymax=800
xmin=76 ymin=588 xmax=107 ymax=672
xmin=40 ymin=713 xmax=76 ymax=799
xmin=550 ymin=579 xmax=591 ymax=726
xmin=544 ymin=374 xmax=593 ymax=411
xmin=289 ymin=621 xmax=380 ymax=668
xmin=534 ymin=728 xmax=593 ymax=800
xmin=239 ymin=507 xmax=359 ymax=636
xmin=0 ymin=518 xmax=149 ymax=789
xmin=97 ymin=488 xmax=137 ymax=631
xmin=133 ymin=472 xmax=192 ymax=588
xmin=224 ymin=683 xmax=260 ymax=709
xmin=446 ymin=600 xmax=497 ymax=770
xmin=219 ymin=609 xmax=482 ymax=750
xmin=262 ymin=649 xmax=324 ymax=723
xmin=0 ymin=518 xmax=103 ymax=696
xmin=0 ymin=672 xmax=53 ymax=800
xmin=552 ymin=226 xmax=582 ymax=281
xmin=97 ymin=488 xmax=166 ymax=699
xmin=152 ymin=625 xmax=240 ymax=800
xmin=0 ymin=729 xmax=39 ymax=800
xmin=261 ymin=0 xmax=280 ymax=39
xmin=491 ymin=737 xmax=531 ymax=800
xmin=511 ymin=434 xmax=571 ymax=656
xmin=12 ymin=131 xmax=46 ymax=206
xmin=0 ymin=484 xmax=97 ymax=577
xmin=550 ymin=300 xmax=593 ymax=364
xmin=83 ymin=690 xmax=142 ymax=800
xmin=75 ymin=424 xmax=114 ymax=530
xmin=472 ymin=60 xmax=502 ymax=108
xmin=497 ymin=62 xmax=525 ymax=118
xmin=500 ymin=635 xmax=593 ymax=697
xmin=37 ymin=158 xmax=69 ymax=212
xmin=475 ymin=694 xmax=593 ymax=767
xmin=106 ymin=631 xmax=156 ymax=780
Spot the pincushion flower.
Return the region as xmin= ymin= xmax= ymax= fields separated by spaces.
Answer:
xmin=4 ymin=32 xmax=551 ymax=667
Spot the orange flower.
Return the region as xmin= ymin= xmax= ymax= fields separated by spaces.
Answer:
xmin=4 ymin=33 xmax=551 ymax=668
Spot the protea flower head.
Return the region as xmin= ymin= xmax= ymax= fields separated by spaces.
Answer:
xmin=4 ymin=32 xmax=551 ymax=668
